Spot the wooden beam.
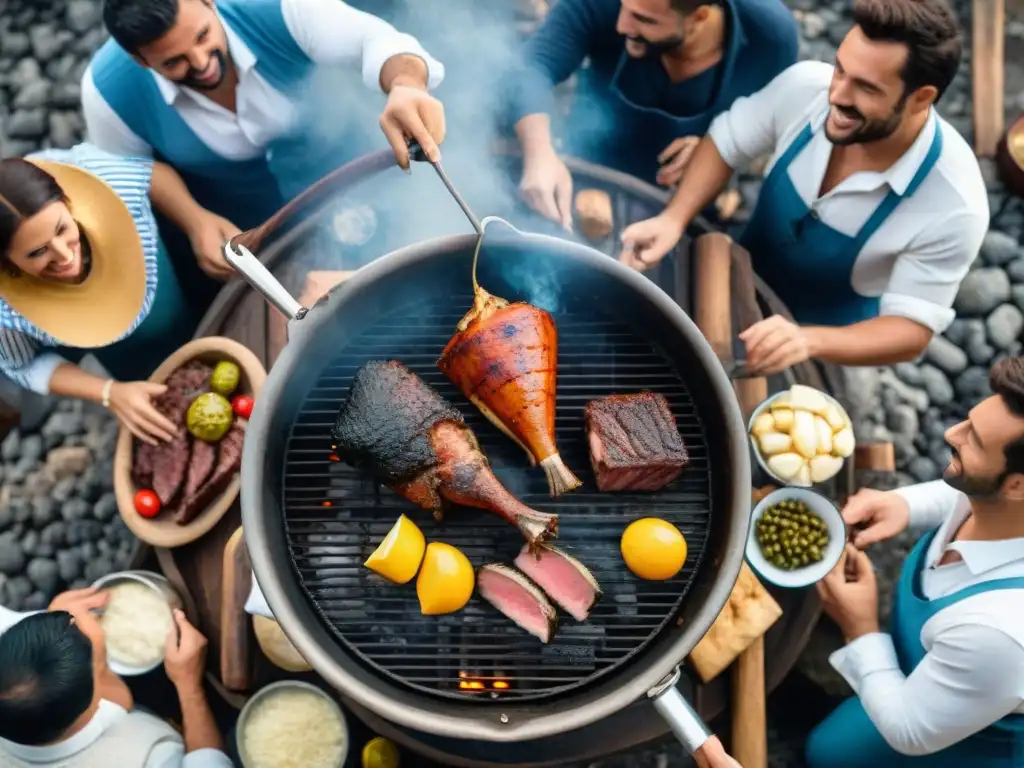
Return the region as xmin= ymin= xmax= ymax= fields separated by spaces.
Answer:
xmin=972 ymin=0 xmax=1006 ymax=157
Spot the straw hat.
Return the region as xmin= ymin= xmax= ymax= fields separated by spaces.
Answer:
xmin=0 ymin=159 xmax=147 ymax=348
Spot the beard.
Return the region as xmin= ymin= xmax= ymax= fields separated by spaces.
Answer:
xmin=175 ymin=49 xmax=228 ymax=91
xmin=824 ymin=98 xmax=905 ymax=146
xmin=624 ymin=32 xmax=685 ymax=59
xmin=943 ymin=447 xmax=1007 ymax=498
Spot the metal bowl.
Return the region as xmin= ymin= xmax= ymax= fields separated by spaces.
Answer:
xmin=747 ymin=389 xmax=854 ymax=487
xmin=90 ymin=570 xmax=183 ymax=676
xmin=745 ymin=487 xmax=845 ymax=588
xmin=236 ymin=680 xmax=349 ymax=768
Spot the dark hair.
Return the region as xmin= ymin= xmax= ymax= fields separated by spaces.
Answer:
xmin=0 ymin=158 xmax=66 ymax=260
xmin=102 ymin=0 xmax=182 ymax=53
xmin=0 ymin=612 xmax=96 ymax=746
xmin=851 ymin=0 xmax=962 ymax=103
xmin=670 ymin=0 xmax=721 ymax=15
xmin=990 ymin=356 xmax=1024 ymax=475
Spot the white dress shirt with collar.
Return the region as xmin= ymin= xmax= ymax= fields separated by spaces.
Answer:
xmin=707 ymin=60 xmax=989 ymax=334
xmin=828 ymin=480 xmax=1024 ymax=755
xmin=81 ymin=0 xmax=445 ymax=161
xmin=0 ymin=608 xmax=232 ymax=768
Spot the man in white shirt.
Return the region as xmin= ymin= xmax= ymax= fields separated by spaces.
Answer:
xmin=82 ymin=0 xmax=447 ymax=305
xmin=805 ymin=355 xmax=1024 ymax=766
xmin=617 ymin=0 xmax=987 ymax=375
xmin=0 ymin=587 xmax=231 ymax=768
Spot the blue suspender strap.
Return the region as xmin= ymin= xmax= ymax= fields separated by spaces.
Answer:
xmin=776 ymin=123 xmax=815 ymax=172
xmin=851 ymin=117 xmax=944 ymax=253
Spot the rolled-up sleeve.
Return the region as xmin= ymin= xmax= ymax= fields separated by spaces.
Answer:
xmin=0 ymin=329 xmax=65 ymax=395
xmin=891 ymin=480 xmax=964 ymax=530
xmin=879 ymin=210 xmax=987 ymax=333
xmin=281 ymin=0 xmax=444 ymax=93
xmin=708 ymin=60 xmax=832 ymax=171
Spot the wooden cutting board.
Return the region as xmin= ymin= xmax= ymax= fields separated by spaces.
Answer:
xmin=220 ymin=527 xmax=254 ymax=691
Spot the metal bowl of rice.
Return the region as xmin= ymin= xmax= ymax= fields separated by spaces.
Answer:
xmin=91 ymin=570 xmax=183 ymax=677
xmin=237 ymin=680 xmax=349 ymax=768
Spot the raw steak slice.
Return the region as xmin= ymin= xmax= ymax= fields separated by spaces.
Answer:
xmin=584 ymin=392 xmax=689 ymax=492
xmin=174 ymin=423 xmax=245 ymax=525
xmin=477 ymin=564 xmax=558 ymax=642
xmin=514 ymin=544 xmax=601 ymax=622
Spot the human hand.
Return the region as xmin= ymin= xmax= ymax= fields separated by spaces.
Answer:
xmin=48 ymin=586 xmax=109 ymax=616
xmin=739 ymin=315 xmax=812 ymax=375
xmin=188 ymin=211 xmax=240 ymax=280
xmin=656 ymin=136 xmax=700 ymax=188
xmin=842 ymin=488 xmax=911 ymax=548
xmin=380 ymin=85 xmax=446 ymax=169
xmin=108 ymin=381 xmax=178 ymax=445
xmin=164 ymin=609 xmax=208 ymax=691
xmin=519 ymin=148 xmax=574 ymax=230
xmin=618 ymin=214 xmax=686 ymax=271
xmin=817 ymin=544 xmax=880 ymax=642
xmin=694 ymin=736 xmax=742 ymax=768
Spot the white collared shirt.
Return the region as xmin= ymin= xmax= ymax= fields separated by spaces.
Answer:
xmin=0 ymin=609 xmax=232 ymax=768
xmin=828 ymin=481 xmax=1024 ymax=756
xmin=81 ymin=0 xmax=444 ymax=161
xmin=708 ymin=60 xmax=989 ymax=334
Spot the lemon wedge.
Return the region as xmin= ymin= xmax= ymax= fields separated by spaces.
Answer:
xmin=364 ymin=515 xmax=426 ymax=585
xmin=362 ymin=737 xmax=400 ymax=768
xmin=417 ymin=542 xmax=475 ymax=615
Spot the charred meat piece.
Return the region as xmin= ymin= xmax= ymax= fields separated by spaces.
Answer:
xmin=514 ymin=544 xmax=601 ymax=622
xmin=143 ymin=362 xmax=214 ymax=505
xmin=331 ymin=361 xmax=558 ymax=548
xmin=477 ymin=564 xmax=558 ymax=643
xmin=584 ymin=393 xmax=689 ymax=492
xmin=181 ymin=439 xmax=217 ymax=504
xmin=173 ymin=423 xmax=245 ymax=525
xmin=439 ymin=290 xmax=580 ymax=497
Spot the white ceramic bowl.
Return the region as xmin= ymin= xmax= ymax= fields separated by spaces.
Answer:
xmin=747 ymin=389 xmax=853 ymax=487
xmin=236 ymin=680 xmax=349 ymax=768
xmin=745 ymin=487 xmax=845 ymax=588
xmin=91 ymin=570 xmax=183 ymax=677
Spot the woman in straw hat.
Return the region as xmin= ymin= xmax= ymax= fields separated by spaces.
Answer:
xmin=0 ymin=143 xmax=239 ymax=445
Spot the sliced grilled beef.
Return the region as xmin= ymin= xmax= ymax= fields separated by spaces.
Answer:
xmin=584 ymin=392 xmax=689 ymax=492
xmin=174 ymin=422 xmax=245 ymax=525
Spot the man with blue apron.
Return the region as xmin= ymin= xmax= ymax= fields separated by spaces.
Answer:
xmin=506 ymin=0 xmax=797 ymax=227
xmin=619 ymin=1 xmax=988 ymax=374
xmin=83 ymin=0 xmax=446 ymax=311
xmin=807 ymin=356 xmax=1024 ymax=767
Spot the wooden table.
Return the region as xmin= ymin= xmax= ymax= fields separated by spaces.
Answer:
xmin=152 ymin=157 xmax=871 ymax=763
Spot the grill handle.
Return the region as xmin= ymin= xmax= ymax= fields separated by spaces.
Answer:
xmin=224 ymin=242 xmax=306 ymax=321
xmin=647 ymin=668 xmax=712 ymax=755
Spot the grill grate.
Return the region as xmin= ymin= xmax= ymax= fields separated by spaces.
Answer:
xmin=281 ymin=295 xmax=715 ymax=702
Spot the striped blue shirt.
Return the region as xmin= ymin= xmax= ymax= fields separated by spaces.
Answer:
xmin=0 ymin=144 xmax=159 ymax=394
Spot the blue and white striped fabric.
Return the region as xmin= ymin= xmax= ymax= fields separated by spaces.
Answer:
xmin=0 ymin=144 xmax=158 ymax=394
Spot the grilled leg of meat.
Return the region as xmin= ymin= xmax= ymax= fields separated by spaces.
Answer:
xmin=332 ymin=361 xmax=558 ymax=547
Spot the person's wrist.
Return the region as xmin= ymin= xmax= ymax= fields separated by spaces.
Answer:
xmin=173 ymin=677 xmax=207 ymax=699
xmin=842 ymin=618 xmax=880 ymax=642
xmin=802 ymin=326 xmax=826 ymax=358
xmin=659 ymin=209 xmax=688 ymax=236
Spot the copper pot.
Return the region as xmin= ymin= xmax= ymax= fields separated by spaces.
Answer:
xmin=996 ymin=113 xmax=1024 ymax=197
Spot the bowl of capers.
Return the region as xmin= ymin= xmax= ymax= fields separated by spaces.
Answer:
xmin=745 ymin=487 xmax=845 ymax=588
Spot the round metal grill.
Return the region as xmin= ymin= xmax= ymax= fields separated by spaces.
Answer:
xmin=280 ymin=293 xmax=715 ymax=702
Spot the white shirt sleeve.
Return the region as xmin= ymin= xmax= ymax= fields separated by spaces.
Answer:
xmin=879 ymin=210 xmax=988 ymax=333
xmin=147 ymin=743 xmax=235 ymax=768
xmin=80 ymin=65 xmax=154 ymax=158
xmin=829 ymin=623 xmax=1024 ymax=755
xmin=891 ymin=480 xmax=963 ymax=531
xmin=281 ymin=0 xmax=445 ymax=94
xmin=0 ymin=329 xmax=67 ymax=395
xmin=0 ymin=606 xmax=36 ymax=635
xmin=708 ymin=60 xmax=833 ymax=171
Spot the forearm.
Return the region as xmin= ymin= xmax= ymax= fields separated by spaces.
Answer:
xmin=516 ymin=113 xmax=556 ymax=157
xmin=380 ymin=54 xmax=429 ymax=92
xmin=176 ymin=682 xmax=225 ymax=754
xmin=805 ymin=316 xmax=932 ymax=367
xmin=48 ymin=362 xmax=110 ymax=404
xmin=149 ymin=163 xmax=204 ymax=236
xmin=663 ymin=138 xmax=734 ymax=226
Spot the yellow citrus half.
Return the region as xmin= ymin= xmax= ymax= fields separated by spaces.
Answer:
xmin=416 ymin=542 xmax=475 ymax=615
xmin=363 ymin=515 xmax=426 ymax=585
xmin=621 ymin=518 xmax=687 ymax=581
xmin=362 ymin=737 xmax=400 ymax=768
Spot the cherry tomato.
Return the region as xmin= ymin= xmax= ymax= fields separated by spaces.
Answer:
xmin=134 ymin=489 xmax=161 ymax=518
xmin=232 ymin=394 xmax=255 ymax=420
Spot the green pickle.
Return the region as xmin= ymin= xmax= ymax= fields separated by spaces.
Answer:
xmin=754 ymin=499 xmax=830 ymax=570
xmin=186 ymin=392 xmax=234 ymax=442
xmin=210 ymin=361 xmax=241 ymax=396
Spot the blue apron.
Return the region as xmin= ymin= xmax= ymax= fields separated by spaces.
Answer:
xmin=806 ymin=529 xmax=1024 ymax=767
xmin=739 ymin=118 xmax=943 ymax=326
xmin=56 ymin=239 xmax=197 ymax=382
